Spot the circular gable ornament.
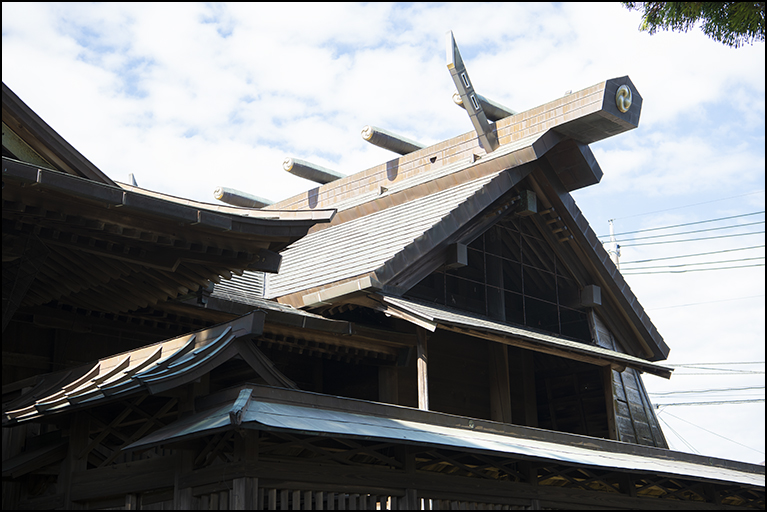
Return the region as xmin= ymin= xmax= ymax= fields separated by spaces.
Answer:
xmin=616 ymin=85 xmax=632 ymax=113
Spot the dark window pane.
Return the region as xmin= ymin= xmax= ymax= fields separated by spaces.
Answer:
xmin=446 ymin=275 xmax=485 ymax=315
xmin=523 ymin=265 xmax=557 ymax=303
xmin=487 ymin=286 xmax=504 ymax=321
xmin=499 ymin=216 xmax=520 ymax=233
xmin=485 ymin=225 xmax=503 ymax=256
xmin=504 ymin=291 xmax=524 ymax=325
xmin=447 ymin=248 xmax=484 ymax=282
xmin=557 ymin=274 xmax=580 ymax=309
xmin=560 ymin=307 xmax=591 ymax=342
xmin=501 ymin=229 xmax=522 ymax=262
xmin=502 ymin=259 xmax=522 ymax=293
xmin=521 ymin=235 xmax=556 ymax=272
xmin=525 ymin=297 xmax=560 ymax=334
xmin=486 ymin=254 xmax=503 ymax=288
xmin=468 ymin=233 xmax=483 ymax=251
xmin=406 ymin=271 xmax=445 ymax=304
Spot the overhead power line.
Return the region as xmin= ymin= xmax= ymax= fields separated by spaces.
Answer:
xmin=621 ymin=245 xmax=765 ymax=264
xmin=614 ymin=191 xmax=764 ymax=220
xmin=623 ymin=256 xmax=764 ymax=271
xmin=647 ymin=294 xmax=765 ymax=310
xmin=610 ymin=220 xmax=764 ymax=243
xmin=619 ymin=230 xmax=765 ymax=247
xmin=658 ymin=416 xmax=700 ymax=454
xmin=659 ymin=410 xmax=766 ymax=455
xmin=655 ymin=399 xmax=765 ymax=406
xmin=622 ymin=263 xmax=764 ymax=274
xmin=598 ymin=211 xmax=765 ymax=238
xmin=649 ymin=385 xmax=765 ymax=396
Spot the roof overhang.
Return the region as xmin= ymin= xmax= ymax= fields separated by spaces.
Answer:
xmin=2 ymin=82 xmax=116 ymax=185
xmin=3 ymin=158 xmax=334 ymax=316
xmin=124 ymin=384 xmax=763 ymax=488
xmin=372 ymin=295 xmax=672 ymax=379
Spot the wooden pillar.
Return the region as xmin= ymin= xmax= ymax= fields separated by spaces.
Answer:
xmin=174 ymin=451 xmax=195 ymax=510
xmin=402 ymin=488 xmax=418 ymax=510
xmin=232 ymin=431 xmax=259 ymax=509
xmin=488 ymin=342 xmax=512 ymax=423
xmin=2 ymin=423 xmax=27 ymax=510
xmin=124 ymin=493 xmax=138 ymax=510
xmin=378 ymin=365 xmax=399 ymax=404
xmin=232 ymin=477 xmax=258 ymax=510
xmin=603 ymin=366 xmax=619 ymax=440
xmin=397 ymin=446 xmax=418 ymax=510
xmin=508 ymin=347 xmax=537 ymax=427
xmin=416 ymin=328 xmax=429 ymax=411
xmin=62 ymin=412 xmax=89 ymax=509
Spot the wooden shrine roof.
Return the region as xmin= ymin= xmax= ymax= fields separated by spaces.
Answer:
xmin=225 ymin=76 xmax=668 ymax=361
xmin=2 ymin=158 xmax=334 ymax=316
xmin=374 ymin=295 xmax=673 ymax=379
xmin=125 ymin=384 xmax=764 ymax=488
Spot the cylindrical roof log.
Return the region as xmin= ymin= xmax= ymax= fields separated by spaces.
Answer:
xmin=283 ymin=158 xmax=345 ymax=185
xmin=452 ymin=92 xmax=516 ymax=122
xmin=360 ymin=125 xmax=426 ymax=155
xmin=214 ymin=187 xmax=273 ymax=208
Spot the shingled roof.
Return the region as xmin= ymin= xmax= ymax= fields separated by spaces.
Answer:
xmin=219 ymin=76 xmax=668 ymax=361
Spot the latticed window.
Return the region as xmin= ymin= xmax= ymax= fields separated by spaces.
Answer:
xmin=406 ymin=214 xmax=591 ymax=342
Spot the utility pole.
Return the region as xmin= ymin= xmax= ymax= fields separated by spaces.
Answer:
xmin=607 ymin=219 xmax=621 ymax=270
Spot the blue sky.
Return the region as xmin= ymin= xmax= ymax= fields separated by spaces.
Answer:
xmin=3 ymin=3 xmax=764 ymax=464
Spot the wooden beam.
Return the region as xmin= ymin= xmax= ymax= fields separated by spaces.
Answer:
xmin=603 ymin=366 xmax=619 ymax=441
xmin=378 ymin=366 xmax=399 ymax=405
xmin=416 ymin=327 xmax=429 ymax=411
xmin=489 ymin=342 xmax=512 ymax=423
xmin=70 ymin=454 xmax=176 ymax=501
xmin=508 ymin=347 xmax=538 ymax=427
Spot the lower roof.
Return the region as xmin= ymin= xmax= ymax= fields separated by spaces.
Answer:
xmin=376 ymin=295 xmax=672 ymax=378
xmin=126 ymin=384 xmax=764 ymax=489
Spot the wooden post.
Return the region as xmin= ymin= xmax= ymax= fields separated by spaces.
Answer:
xmin=174 ymin=451 xmax=195 ymax=510
xmin=488 ymin=342 xmax=512 ymax=423
xmin=508 ymin=347 xmax=537 ymax=427
xmin=2 ymin=423 xmax=27 ymax=510
xmin=603 ymin=366 xmax=619 ymax=441
xmin=232 ymin=477 xmax=258 ymax=509
xmin=402 ymin=488 xmax=418 ymax=510
xmin=124 ymin=493 xmax=138 ymax=510
xmin=416 ymin=327 xmax=429 ymax=411
xmin=292 ymin=489 xmax=301 ymax=509
xmin=378 ymin=365 xmax=399 ymax=404
xmin=62 ymin=412 xmax=89 ymax=509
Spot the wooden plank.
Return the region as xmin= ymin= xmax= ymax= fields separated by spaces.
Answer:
xmin=232 ymin=477 xmax=257 ymax=510
xmin=602 ymin=366 xmax=618 ymax=441
xmin=70 ymin=456 xmax=176 ymax=501
xmin=124 ymin=493 xmax=138 ymax=510
xmin=379 ymin=366 xmax=399 ymax=405
xmin=269 ymin=488 xmax=277 ymax=510
xmin=292 ymin=489 xmax=301 ymax=510
xmin=417 ymin=328 xmax=429 ymax=411
xmin=281 ymin=489 xmax=289 ymax=510
xmin=488 ymin=342 xmax=512 ymax=423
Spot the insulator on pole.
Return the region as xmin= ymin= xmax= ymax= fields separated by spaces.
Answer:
xmin=283 ymin=157 xmax=345 ymax=185
xmin=214 ymin=187 xmax=273 ymax=208
xmin=361 ymin=125 xmax=426 ymax=155
xmin=452 ymin=92 xmax=516 ymax=122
